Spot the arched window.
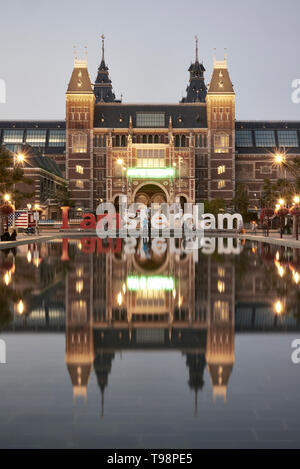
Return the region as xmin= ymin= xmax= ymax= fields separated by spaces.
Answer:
xmin=115 ymin=135 xmax=120 ymax=147
xmin=181 ymin=135 xmax=186 ymax=147
xmin=154 ymin=135 xmax=158 ymax=144
xmin=148 ymin=135 xmax=153 ymax=144
xmin=142 ymin=135 xmax=147 ymax=143
xmin=121 ymin=135 xmax=126 ymax=147
xmin=175 ymin=135 xmax=180 ymax=147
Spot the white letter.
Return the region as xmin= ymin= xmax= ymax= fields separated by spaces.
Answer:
xmin=0 ymin=339 xmax=6 ymax=364
xmin=291 ymin=339 xmax=300 ymax=364
xmin=291 ymin=79 xmax=300 ymax=104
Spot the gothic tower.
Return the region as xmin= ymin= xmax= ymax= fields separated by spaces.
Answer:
xmin=181 ymin=36 xmax=207 ymax=103
xmin=205 ymin=257 xmax=235 ymax=403
xmin=206 ymin=51 xmax=235 ymax=201
xmin=94 ymin=35 xmax=119 ymax=103
xmin=65 ymin=243 xmax=94 ymax=404
xmin=66 ymin=50 xmax=95 ymax=211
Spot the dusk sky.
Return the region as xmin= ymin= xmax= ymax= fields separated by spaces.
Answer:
xmin=0 ymin=0 xmax=300 ymax=120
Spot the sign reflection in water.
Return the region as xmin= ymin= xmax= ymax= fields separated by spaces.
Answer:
xmin=0 ymin=238 xmax=300 ymax=416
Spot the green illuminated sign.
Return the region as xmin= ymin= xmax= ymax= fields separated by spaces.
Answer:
xmin=126 ymin=168 xmax=175 ymax=178
xmin=127 ymin=276 xmax=174 ymax=291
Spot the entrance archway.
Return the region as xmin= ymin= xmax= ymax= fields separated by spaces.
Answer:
xmin=134 ymin=183 xmax=168 ymax=207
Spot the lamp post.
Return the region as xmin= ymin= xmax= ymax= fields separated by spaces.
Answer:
xmin=34 ymin=203 xmax=40 ymax=234
xmin=12 ymin=153 xmax=25 ymax=228
xmin=290 ymin=196 xmax=300 ymax=241
xmin=273 ymin=152 xmax=287 ymax=179
xmin=275 ymin=199 xmax=289 ymax=239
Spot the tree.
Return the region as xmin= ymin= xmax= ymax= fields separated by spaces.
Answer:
xmin=202 ymin=198 xmax=226 ymax=215
xmin=232 ymin=183 xmax=249 ymax=216
xmin=261 ymin=179 xmax=278 ymax=208
xmin=54 ymin=182 xmax=74 ymax=208
xmin=0 ymin=146 xmax=34 ymax=232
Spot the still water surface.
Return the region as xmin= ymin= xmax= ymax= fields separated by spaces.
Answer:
xmin=0 ymin=237 xmax=299 ymax=449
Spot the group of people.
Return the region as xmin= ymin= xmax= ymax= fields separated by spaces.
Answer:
xmin=1 ymin=228 xmax=17 ymax=242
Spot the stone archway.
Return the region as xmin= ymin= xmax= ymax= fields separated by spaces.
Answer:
xmin=134 ymin=183 xmax=168 ymax=207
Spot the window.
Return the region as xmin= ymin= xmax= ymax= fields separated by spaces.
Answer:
xmin=218 ymin=180 xmax=226 ymax=189
xmin=49 ymin=130 xmax=66 ymax=147
xmin=213 ymin=301 xmax=229 ymax=321
xmin=75 ymin=180 xmax=84 ymax=189
xmin=72 ymin=134 xmax=87 ymax=153
xmin=3 ymin=129 xmax=24 ymax=143
xmin=218 ymin=267 xmax=225 ymax=278
xmin=218 ymin=165 xmax=225 ymax=174
xmin=214 ymin=133 xmax=229 ymax=153
xmin=260 ymin=165 xmax=272 ymax=175
xmin=255 ymin=130 xmax=275 ymax=147
xmin=71 ymin=300 xmax=87 ymax=322
xmin=136 ymin=112 xmax=165 ymax=127
xmin=213 ymin=108 xmax=217 ymax=121
xmin=236 ymin=130 xmax=253 ymax=147
xmin=277 ymin=130 xmax=299 ymax=147
xmin=136 ymin=148 xmax=165 ymax=168
xmin=26 ymin=129 xmax=47 ymax=147
xmin=76 ymin=165 xmax=84 ymax=174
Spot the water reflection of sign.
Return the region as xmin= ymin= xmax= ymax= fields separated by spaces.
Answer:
xmin=127 ymin=276 xmax=174 ymax=291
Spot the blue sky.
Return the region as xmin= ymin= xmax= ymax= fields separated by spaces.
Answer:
xmin=0 ymin=0 xmax=300 ymax=120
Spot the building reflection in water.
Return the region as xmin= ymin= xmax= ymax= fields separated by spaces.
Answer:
xmin=1 ymin=237 xmax=300 ymax=415
xmin=64 ymin=237 xmax=236 ymax=414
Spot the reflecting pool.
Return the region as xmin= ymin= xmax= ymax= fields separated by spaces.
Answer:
xmin=0 ymin=237 xmax=300 ymax=448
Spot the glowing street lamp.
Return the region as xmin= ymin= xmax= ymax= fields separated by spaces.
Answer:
xmin=17 ymin=300 xmax=24 ymax=315
xmin=274 ymin=153 xmax=285 ymax=165
xmin=274 ymin=300 xmax=283 ymax=315
xmin=15 ymin=153 xmax=25 ymax=164
xmin=275 ymin=199 xmax=289 ymax=239
xmin=3 ymin=193 xmax=10 ymax=202
xmin=294 ymin=196 xmax=300 ymax=205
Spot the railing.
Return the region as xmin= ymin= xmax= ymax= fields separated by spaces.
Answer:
xmin=38 ymin=218 xmax=82 ymax=225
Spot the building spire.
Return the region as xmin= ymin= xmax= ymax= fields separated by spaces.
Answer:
xmin=101 ymin=34 xmax=105 ymax=62
xmin=94 ymin=34 xmax=120 ymax=103
xmin=195 ymin=35 xmax=199 ymax=63
xmin=180 ymin=38 xmax=207 ymax=103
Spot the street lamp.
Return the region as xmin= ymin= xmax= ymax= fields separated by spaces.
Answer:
xmin=290 ymin=195 xmax=300 ymax=240
xmin=294 ymin=196 xmax=300 ymax=205
xmin=273 ymin=151 xmax=287 ymax=179
xmin=274 ymin=300 xmax=283 ymax=316
xmin=275 ymin=199 xmax=289 ymax=239
xmin=3 ymin=194 xmax=10 ymax=202
xmin=15 ymin=153 xmax=25 ymax=165
xmin=34 ymin=203 xmax=40 ymax=234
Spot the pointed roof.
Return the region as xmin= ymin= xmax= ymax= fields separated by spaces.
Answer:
xmin=66 ymin=54 xmax=94 ymax=95
xmin=207 ymin=51 xmax=234 ymax=95
xmin=181 ymin=36 xmax=207 ymax=103
xmin=94 ymin=35 xmax=119 ymax=103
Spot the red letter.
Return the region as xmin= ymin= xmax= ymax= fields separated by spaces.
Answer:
xmin=80 ymin=213 xmax=96 ymax=229
xmin=61 ymin=206 xmax=70 ymax=230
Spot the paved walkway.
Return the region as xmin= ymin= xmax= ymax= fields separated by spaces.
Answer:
xmin=241 ymin=232 xmax=300 ymax=248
